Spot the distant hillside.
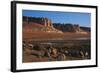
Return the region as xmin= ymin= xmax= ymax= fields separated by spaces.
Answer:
xmin=80 ymin=27 xmax=90 ymax=32
xmin=53 ymin=23 xmax=90 ymax=33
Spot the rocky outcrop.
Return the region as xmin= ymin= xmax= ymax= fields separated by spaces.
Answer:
xmin=42 ymin=18 xmax=52 ymax=27
xmin=23 ymin=16 xmax=63 ymax=33
xmin=73 ymin=24 xmax=80 ymax=32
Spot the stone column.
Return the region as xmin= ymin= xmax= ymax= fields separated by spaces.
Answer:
xmin=47 ymin=19 xmax=52 ymax=27
xmin=44 ymin=18 xmax=47 ymax=27
xmin=50 ymin=20 xmax=52 ymax=27
xmin=47 ymin=18 xmax=49 ymax=27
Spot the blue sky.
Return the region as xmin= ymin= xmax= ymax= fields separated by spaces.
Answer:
xmin=22 ymin=10 xmax=91 ymax=27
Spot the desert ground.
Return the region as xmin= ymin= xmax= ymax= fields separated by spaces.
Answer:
xmin=23 ymin=30 xmax=91 ymax=63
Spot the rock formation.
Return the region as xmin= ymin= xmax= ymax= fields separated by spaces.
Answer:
xmin=42 ymin=18 xmax=52 ymax=27
xmin=73 ymin=24 xmax=80 ymax=32
xmin=23 ymin=16 xmax=90 ymax=33
xmin=23 ymin=16 xmax=63 ymax=33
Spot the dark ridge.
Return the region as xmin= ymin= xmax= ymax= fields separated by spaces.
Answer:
xmin=80 ymin=27 xmax=90 ymax=32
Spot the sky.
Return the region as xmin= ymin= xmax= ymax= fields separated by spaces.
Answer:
xmin=22 ymin=10 xmax=91 ymax=27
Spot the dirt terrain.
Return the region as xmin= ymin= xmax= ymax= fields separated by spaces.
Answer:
xmin=23 ymin=24 xmax=90 ymax=41
xmin=23 ymin=27 xmax=91 ymax=63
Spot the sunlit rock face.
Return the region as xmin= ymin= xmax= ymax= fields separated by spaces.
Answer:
xmin=42 ymin=18 xmax=52 ymax=27
xmin=23 ymin=16 xmax=63 ymax=33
